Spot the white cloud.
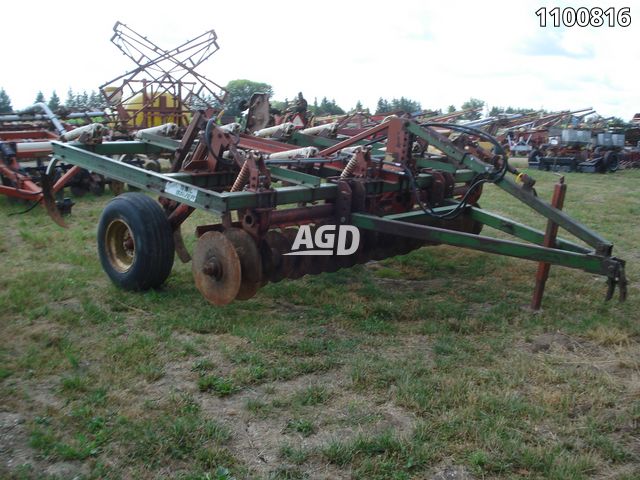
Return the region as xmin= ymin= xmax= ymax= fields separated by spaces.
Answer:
xmin=1 ymin=0 xmax=638 ymax=119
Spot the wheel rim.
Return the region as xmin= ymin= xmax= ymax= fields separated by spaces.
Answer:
xmin=105 ymin=219 xmax=135 ymax=273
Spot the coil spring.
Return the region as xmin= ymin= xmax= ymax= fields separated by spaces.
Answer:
xmin=231 ymin=162 xmax=250 ymax=192
xmin=340 ymin=154 xmax=359 ymax=179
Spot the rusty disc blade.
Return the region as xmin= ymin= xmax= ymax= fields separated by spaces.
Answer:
xmin=371 ymin=233 xmax=396 ymax=260
xmin=192 ymin=231 xmax=241 ymax=305
xmin=261 ymin=230 xmax=293 ymax=283
xmin=224 ymin=228 xmax=262 ymax=300
xmin=308 ymin=225 xmax=329 ymax=275
xmin=355 ymin=230 xmax=376 ymax=264
xmin=323 ymin=255 xmax=340 ymax=273
xmin=394 ymin=236 xmax=415 ymax=256
xmin=282 ymin=228 xmax=306 ymax=279
xmin=336 ymin=251 xmax=358 ymax=270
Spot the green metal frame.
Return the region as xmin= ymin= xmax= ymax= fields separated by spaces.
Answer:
xmin=405 ymin=121 xmax=612 ymax=254
xmin=47 ymin=117 xmax=625 ymax=293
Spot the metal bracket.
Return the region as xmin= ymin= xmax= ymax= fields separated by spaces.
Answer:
xmin=335 ymin=180 xmax=352 ymax=224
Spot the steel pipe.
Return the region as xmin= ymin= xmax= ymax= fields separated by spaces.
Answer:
xmin=268 ymin=147 xmax=319 ymax=160
xmin=300 ymin=123 xmax=338 ymax=137
xmin=254 ymin=123 xmax=294 ymax=138
xmin=135 ymin=123 xmax=178 ymax=138
xmin=60 ymin=123 xmax=105 ymax=143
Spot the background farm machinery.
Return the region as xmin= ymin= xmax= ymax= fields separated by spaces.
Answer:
xmin=0 ymin=21 xmax=228 ymax=212
xmin=100 ymin=21 xmax=227 ymax=135
xmin=528 ymin=127 xmax=624 ymax=173
xmin=42 ymin=113 xmax=627 ymax=309
xmin=0 ymin=103 xmax=110 ymax=208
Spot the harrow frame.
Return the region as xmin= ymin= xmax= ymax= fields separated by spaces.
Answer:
xmin=46 ymin=116 xmax=627 ymax=306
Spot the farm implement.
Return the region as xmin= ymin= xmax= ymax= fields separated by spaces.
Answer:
xmin=44 ymin=114 xmax=627 ymax=308
xmin=0 ymin=20 xmax=228 ymax=215
xmin=0 ymin=103 xmax=108 ymax=215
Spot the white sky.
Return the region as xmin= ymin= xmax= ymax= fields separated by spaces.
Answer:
xmin=1 ymin=0 xmax=638 ymax=119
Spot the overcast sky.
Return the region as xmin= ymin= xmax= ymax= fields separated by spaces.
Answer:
xmin=1 ymin=0 xmax=638 ymax=119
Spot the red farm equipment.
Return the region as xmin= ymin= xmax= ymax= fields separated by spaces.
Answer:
xmin=41 ymin=113 xmax=627 ymax=309
xmin=0 ymin=21 xmax=228 ymax=217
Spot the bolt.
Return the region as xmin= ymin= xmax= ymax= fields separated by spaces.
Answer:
xmin=203 ymin=258 xmax=221 ymax=278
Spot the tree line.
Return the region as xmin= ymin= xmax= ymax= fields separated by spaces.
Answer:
xmin=0 ymin=88 xmax=106 ymax=114
xmin=3 ymin=82 xmax=621 ymax=124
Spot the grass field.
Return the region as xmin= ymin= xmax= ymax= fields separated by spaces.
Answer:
xmin=1 ymin=168 xmax=639 ymax=479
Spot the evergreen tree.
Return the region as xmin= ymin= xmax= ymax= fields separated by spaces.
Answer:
xmin=354 ymin=100 xmax=363 ymax=112
xmin=461 ymin=98 xmax=485 ymax=120
xmin=48 ymin=91 xmax=61 ymax=111
xmin=65 ymin=88 xmax=76 ymax=108
xmin=331 ymin=99 xmax=345 ymax=115
xmin=0 ymin=88 xmax=13 ymax=113
xmin=76 ymin=91 xmax=89 ymax=109
xmin=375 ymin=97 xmax=421 ymax=114
xmin=447 ymin=105 xmax=456 ymax=113
xmin=319 ymin=97 xmax=330 ymax=115
xmin=390 ymin=97 xmax=421 ymax=114
xmin=35 ymin=91 xmax=45 ymax=104
xmin=317 ymin=97 xmax=345 ymax=116
xmin=489 ymin=106 xmax=504 ymax=117
xmin=88 ymin=90 xmax=104 ymax=109
xmin=375 ymin=98 xmax=391 ymax=114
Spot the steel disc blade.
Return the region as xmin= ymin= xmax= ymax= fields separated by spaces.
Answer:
xmin=261 ymin=230 xmax=293 ymax=283
xmin=308 ymin=226 xmax=329 ymax=275
xmin=394 ymin=236 xmax=415 ymax=256
xmin=355 ymin=230 xmax=375 ymax=264
xmin=224 ymin=228 xmax=262 ymax=300
xmin=323 ymin=255 xmax=340 ymax=273
xmin=371 ymin=233 xmax=397 ymax=260
xmin=192 ymin=231 xmax=241 ymax=305
xmin=282 ymin=228 xmax=306 ymax=279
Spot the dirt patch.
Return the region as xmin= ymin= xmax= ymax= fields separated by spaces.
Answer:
xmin=373 ymin=276 xmax=447 ymax=293
xmin=377 ymin=334 xmax=433 ymax=363
xmin=193 ymin=366 xmax=417 ymax=477
xmin=530 ymin=332 xmax=581 ymax=353
xmin=44 ymin=460 xmax=89 ymax=478
xmin=143 ymin=359 xmax=196 ymax=398
xmin=0 ymin=412 xmax=36 ymax=471
xmin=431 ymin=465 xmax=476 ymax=480
xmin=200 ymin=369 xmax=346 ymax=472
xmin=1 ymin=411 xmax=89 ymax=479
xmin=28 ymin=382 xmax=64 ymax=411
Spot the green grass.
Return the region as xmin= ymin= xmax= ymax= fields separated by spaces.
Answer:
xmin=197 ymin=375 xmax=237 ymax=396
xmin=1 ymin=170 xmax=639 ymax=478
xmin=284 ymin=418 xmax=316 ymax=437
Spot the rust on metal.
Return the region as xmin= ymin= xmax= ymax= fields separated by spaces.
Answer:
xmin=531 ymin=176 xmax=566 ymax=310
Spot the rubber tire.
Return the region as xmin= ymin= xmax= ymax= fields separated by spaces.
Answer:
xmin=97 ymin=193 xmax=175 ymax=290
xmin=528 ymin=149 xmax=542 ymax=166
xmin=604 ymin=151 xmax=619 ymax=173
